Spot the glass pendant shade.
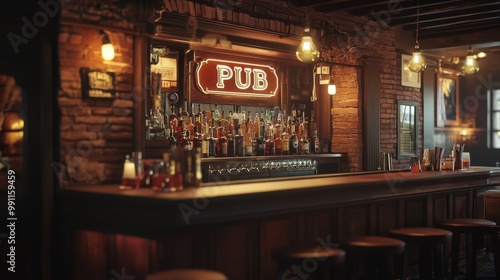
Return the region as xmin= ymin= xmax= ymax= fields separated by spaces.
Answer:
xmin=100 ymin=32 xmax=115 ymax=61
xmin=296 ymin=27 xmax=320 ymax=63
xmin=462 ymin=55 xmax=479 ymax=75
xmin=408 ymin=50 xmax=427 ymax=73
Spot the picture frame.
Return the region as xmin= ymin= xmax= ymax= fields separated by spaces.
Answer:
xmin=80 ymin=67 xmax=116 ymax=100
xmin=397 ymin=100 xmax=419 ymax=159
xmin=436 ymin=71 xmax=459 ymax=127
xmin=401 ymin=54 xmax=421 ymax=88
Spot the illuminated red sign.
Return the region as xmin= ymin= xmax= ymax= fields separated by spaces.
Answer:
xmin=196 ymin=59 xmax=278 ymax=97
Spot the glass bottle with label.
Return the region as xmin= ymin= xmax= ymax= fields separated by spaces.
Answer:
xmin=227 ymin=133 xmax=235 ymax=157
xmin=289 ymin=123 xmax=299 ymax=155
xmin=256 ymin=120 xmax=266 ymax=156
xmin=281 ymin=118 xmax=290 ymax=155
xmin=235 ymin=126 xmax=245 ymax=157
xmin=245 ymin=121 xmax=254 ymax=156
xmin=208 ymin=119 xmax=217 ymax=157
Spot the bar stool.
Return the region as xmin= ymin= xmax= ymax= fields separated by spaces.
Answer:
xmin=146 ymin=269 xmax=228 ymax=280
xmin=435 ymin=218 xmax=497 ymax=280
xmin=388 ymin=227 xmax=452 ymax=280
xmin=272 ymin=245 xmax=346 ymax=280
xmin=340 ymin=236 xmax=405 ymax=280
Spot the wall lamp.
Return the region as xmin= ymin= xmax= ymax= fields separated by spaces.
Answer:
xmin=100 ymin=30 xmax=115 ymax=61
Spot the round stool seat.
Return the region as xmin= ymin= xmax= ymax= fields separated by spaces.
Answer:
xmin=388 ymin=227 xmax=452 ymax=280
xmin=435 ymin=218 xmax=498 ymax=280
xmin=273 ymin=245 xmax=346 ymax=280
xmin=273 ymin=245 xmax=346 ymax=265
xmin=146 ymin=269 xmax=228 ymax=280
xmin=342 ymin=236 xmax=405 ymax=255
xmin=389 ymin=227 xmax=452 ymax=244
xmin=437 ymin=218 xmax=496 ymax=231
xmin=341 ymin=236 xmax=405 ymax=280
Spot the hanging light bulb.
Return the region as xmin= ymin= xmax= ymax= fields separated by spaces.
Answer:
xmin=100 ymin=30 xmax=115 ymax=61
xmin=462 ymin=47 xmax=479 ymax=75
xmin=296 ymin=27 xmax=320 ymax=63
xmin=328 ymin=77 xmax=336 ymax=95
xmin=407 ymin=1 xmax=426 ymax=73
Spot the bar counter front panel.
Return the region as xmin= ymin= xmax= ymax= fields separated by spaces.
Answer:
xmin=58 ymin=167 xmax=500 ymax=280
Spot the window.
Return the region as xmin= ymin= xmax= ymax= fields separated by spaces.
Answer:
xmin=490 ymin=89 xmax=500 ymax=148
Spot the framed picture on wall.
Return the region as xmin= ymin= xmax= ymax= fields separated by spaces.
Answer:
xmin=401 ymin=54 xmax=421 ymax=88
xmin=436 ymin=71 xmax=459 ymax=127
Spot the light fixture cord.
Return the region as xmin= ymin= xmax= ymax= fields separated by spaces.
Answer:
xmin=415 ymin=0 xmax=420 ymax=48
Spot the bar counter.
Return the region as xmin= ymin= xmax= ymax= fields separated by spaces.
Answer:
xmin=60 ymin=167 xmax=500 ymax=234
xmin=58 ymin=167 xmax=500 ymax=280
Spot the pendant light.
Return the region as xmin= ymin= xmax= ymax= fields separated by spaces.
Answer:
xmin=296 ymin=7 xmax=320 ymax=63
xmin=100 ymin=30 xmax=115 ymax=61
xmin=462 ymin=46 xmax=479 ymax=75
xmin=408 ymin=1 xmax=426 ymax=73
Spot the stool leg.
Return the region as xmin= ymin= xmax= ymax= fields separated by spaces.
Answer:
xmin=434 ymin=243 xmax=447 ymax=280
xmin=492 ymin=232 xmax=500 ymax=280
xmin=418 ymin=245 xmax=432 ymax=279
xmin=383 ymin=254 xmax=395 ymax=280
xmin=466 ymin=233 xmax=478 ymax=280
xmin=450 ymin=232 xmax=460 ymax=278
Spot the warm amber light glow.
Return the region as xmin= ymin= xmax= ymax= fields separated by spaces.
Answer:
xmin=328 ymin=83 xmax=336 ymax=95
xmin=462 ymin=55 xmax=479 ymax=75
xmin=408 ymin=51 xmax=427 ymax=73
xmin=296 ymin=27 xmax=320 ymax=63
xmin=101 ymin=43 xmax=115 ymax=61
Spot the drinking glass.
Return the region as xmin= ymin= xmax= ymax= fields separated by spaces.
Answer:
xmin=410 ymin=156 xmax=421 ymax=173
xmin=462 ymin=152 xmax=470 ymax=169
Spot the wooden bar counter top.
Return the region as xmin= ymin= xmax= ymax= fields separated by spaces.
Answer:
xmin=58 ymin=167 xmax=500 ymax=280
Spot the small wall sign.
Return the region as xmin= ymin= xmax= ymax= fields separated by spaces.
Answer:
xmin=195 ymin=58 xmax=278 ymax=97
xmin=80 ymin=67 xmax=116 ymax=99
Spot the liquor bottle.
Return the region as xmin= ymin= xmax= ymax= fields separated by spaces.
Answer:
xmin=193 ymin=126 xmax=203 ymax=150
xmin=235 ymin=126 xmax=245 ymax=157
xmin=274 ymin=125 xmax=283 ymax=155
xmin=177 ymin=129 xmax=188 ymax=149
xmin=168 ymin=126 xmax=177 ymax=149
xmin=176 ymin=120 xmax=183 ymax=141
xmin=265 ymin=127 xmax=275 ymax=156
xmin=256 ymin=120 xmax=266 ymax=156
xmin=253 ymin=111 xmax=260 ymax=139
xmin=208 ymin=119 xmax=217 ymax=157
xmin=185 ymin=114 xmax=195 ymax=140
xmin=232 ymin=109 xmax=239 ymax=131
xmin=245 ymin=121 xmax=253 ymax=156
xmin=169 ymin=105 xmax=178 ymax=132
xmin=281 ymin=119 xmax=290 ymax=155
xmin=180 ymin=100 xmax=189 ymax=124
xmin=309 ymin=111 xmax=318 ymax=137
xmin=213 ymin=104 xmax=221 ymax=122
xmin=289 ymin=122 xmax=299 ymax=155
xmin=195 ymin=104 xmax=203 ymax=133
xmin=227 ymin=133 xmax=235 ymax=157
xmin=311 ymin=129 xmax=321 ymax=154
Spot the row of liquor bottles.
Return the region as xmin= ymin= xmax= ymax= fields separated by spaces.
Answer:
xmin=148 ymin=103 xmax=322 ymax=157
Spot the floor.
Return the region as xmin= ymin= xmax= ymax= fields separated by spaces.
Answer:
xmin=407 ymin=251 xmax=497 ymax=280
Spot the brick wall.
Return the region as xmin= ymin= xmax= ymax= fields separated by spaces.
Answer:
xmin=58 ymin=1 xmax=134 ymax=185
xmin=58 ymin=0 xmax=421 ymax=184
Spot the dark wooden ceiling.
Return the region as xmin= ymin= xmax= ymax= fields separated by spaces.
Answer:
xmin=291 ymin=0 xmax=500 ymax=39
xmin=290 ymin=0 xmax=500 ymax=56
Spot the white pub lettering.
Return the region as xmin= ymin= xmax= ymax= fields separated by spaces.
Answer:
xmin=216 ymin=64 xmax=268 ymax=90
